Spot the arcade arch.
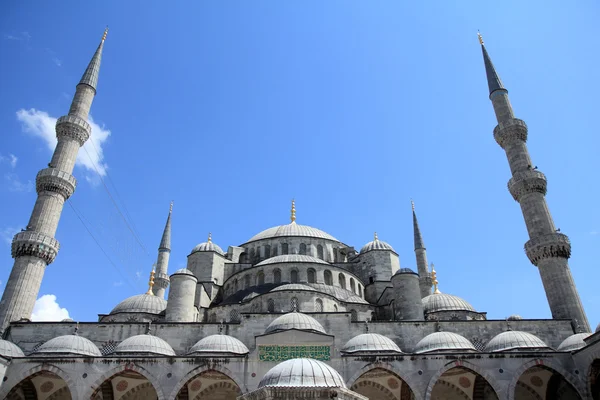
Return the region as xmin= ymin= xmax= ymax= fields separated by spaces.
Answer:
xmin=91 ymin=370 xmax=159 ymax=400
xmin=514 ymin=365 xmax=582 ymax=400
xmin=430 ymin=366 xmax=498 ymax=400
xmin=350 ymin=368 xmax=415 ymax=400
xmin=175 ymin=370 xmax=242 ymax=400
xmin=6 ymin=371 xmax=72 ymax=400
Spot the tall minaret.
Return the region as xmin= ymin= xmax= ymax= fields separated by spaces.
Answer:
xmin=412 ymin=200 xmax=432 ymax=298
xmin=152 ymin=202 xmax=172 ymax=298
xmin=0 ymin=29 xmax=108 ymax=331
xmin=479 ymin=33 xmax=590 ymax=331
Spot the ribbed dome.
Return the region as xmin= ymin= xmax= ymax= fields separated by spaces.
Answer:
xmin=394 ymin=268 xmax=418 ymax=276
xmin=271 ymin=284 xmax=317 ymax=292
xmin=257 ymin=254 xmax=330 ymax=267
xmin=341 ymin=333 xmax=402 ymax=354
xmin=485 ymin=331 xmax=550 ymax=352
xmin=422 ymin=293 xmax=475 ymax=313
xmin=191 ymin=241 xmax=225 ymax=256
xmin=414 ymin=332 xmax=477 ymax=353
xmin=0 ymin=339 xmax=24 ymax=358
xmin=508 ymin=314 xmax=523 ymax=320
xmin=259 ymin=358 xmax=346 ymax=388
xmin=114 ymin=334 xmax=175 ymax=356
xmin=360 ymin=237 xmax=394 ymax=253
xmin=246 ymin=222 xmax=338 ymax=243
xmin=265 ymin=312 xmax=326 ymax=334
xmin=188 ymin=334 xmax=249 ymax=355
xmin=34 ymin=335 xmax=101 ymax=357
xmin=172 ymin=268 xmax=195 ymax=277
xmin=557 ymin=333 xmax=591 ymax=352
xmin=110 ymin=293 xmax=167 ymax=315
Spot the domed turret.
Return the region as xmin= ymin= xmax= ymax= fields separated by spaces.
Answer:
xmin=341 ymin=333 xmax=402 ymax=354
xmin=0 ymin=339 xmax=24 ymax=358
xmin=166 ymin=268 xmax=197 ymax=322
xmin=114 ymin=334 xmax=175 ymax=356
xmin=188 ymin=334 xmax=249 ymax=355
xmin=391 ymin=266 xmax=423 ymax=321
xmin=191 ymin=232 xmax=225 ymax=256
xmin=507 ymin=314 xmax=522 ymax=320
xmin=485 ymin=331 xmax=550 ymax=352
xmin=33 ymin=334 xmax=101 ymax=357
xmin=414 ymin=332 xmax=477 ymax=353
xmin=265 ymin=312 xmax=326 ymax=334
xmin=259 ymin=358 xmax=345 ymax=388
xmin=360 ymin=232 xmax=395 ymax=253
xmin=557 ymin=333 xmax=591 ymax=352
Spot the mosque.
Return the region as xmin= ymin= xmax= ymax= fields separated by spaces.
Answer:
xmin=0 ymin=28 xmax=598 ymax=400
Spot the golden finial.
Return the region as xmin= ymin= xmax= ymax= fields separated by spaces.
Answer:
xmin=431 ymin=263 xmax=441 ymax=294
xmin=374 ymin=232 xmax=378 ymax=241
xmin=207 ymin=232 xmax=212 ymax=243
xmin=290 ymin=199 xmax=296 ymax=223
xmin=102 ymin=27 xmax=109 ymax=42
xmin=411 ymin=199 xmax=415 ymax=212
xmin=477 ymin=31 xmax=484 ymax=45
xmin=169 ymin=201 xmax=173 ymax=213
xmin=146 ymin=266 xmax=155 ymax=295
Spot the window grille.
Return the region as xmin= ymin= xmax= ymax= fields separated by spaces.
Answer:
xmin=315 ymin=299 xmax=323 ymax=312
xmin=230 ymin=309 xmax=240 ymax=323
xmin=350 ymin=310 xmax=358 ymax=322
xmin=291 ymin=297 xmax=299 ymax=312
xmin=268 ymin=299 xmax=275 ymax=313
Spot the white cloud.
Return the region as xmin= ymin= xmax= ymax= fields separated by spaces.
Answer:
xmin=31 ymin=294 xmax=70 ymax=321
xmin=16 ymin=108 xmax=110 ymax=179
xmin=52 ymin=57 xmax=62 ymax=67
xmin=0 ymin=154 xmax=18 ymax=168
xmin=4 ymin=32 xmax=30 ymax=41
xmin=4 ymin=173 xmax=33 ymax=192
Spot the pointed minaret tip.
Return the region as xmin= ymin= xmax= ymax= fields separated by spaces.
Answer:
xmin=79 ymin=27 xmax=108 ymax=92
xmin=411 ymin=199 xmax=415 ymax=212
xmin=477 ymin=30 xmax=484 ymax=45
xmin=169 ymin=200 xmax=173 ymax=214
xmin=159 ymin=202 xmax=172 ymax=251
xmin=412 ymin=200 xmax=425 ymax=250
xmin=478 ymin=31 xmax=506 ymax=97
xmin=102 ymin=26 xmax=109 ymax=42
xmin=290 ymin=199 xmax=296 ymax=223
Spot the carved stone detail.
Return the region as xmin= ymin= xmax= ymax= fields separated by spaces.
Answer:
xmin=525 ymin=233 xmax=571 ymax=266
xmin=11 ymin=231 xmax=60 ymax=264
xmin=493 ymin=118 xmax=528 ymax=149
xmin=36 ymin=168 xmax=77 ymax=199
xmin=154 ymin=272 xmax=170 ymax=289
xmin=508 ymin=170 xmax=547 ymax=201
xmin=55 ymin=115 xmax=91 ymax=146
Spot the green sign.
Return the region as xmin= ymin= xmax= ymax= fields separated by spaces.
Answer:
xmin=259 ymin=345 xmax=331 ymax=361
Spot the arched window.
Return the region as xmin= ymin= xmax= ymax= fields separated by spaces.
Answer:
xmin=272 ymin=246 xmax=278 ymax=256
xmin=254 ymin=246 xmax=261 ymax=262
xmin=333 ymin=248 xmax=338 ymax=262
xmin=267 ymin=299 xmax=275 ymax=313
xmin=291 ymin=297 xmax=299 ymax=312
xmin=350 ymin=278 xmax=356 ymax=294
xmin=324 ymin=270 xmax=333 ymax=286
xmin=290 ymin=269 xmax=299 ymax=283
xmin=244 ymin=275 xmax=251 ymax=289
xmin=273 ymin=268 xmax=282 ymax=284
xmin=339 ymin=273 xmax=346 ymax=289
xmin=281 ymin=243 xmax=289 ymax=255
xmin=249 ymin=248 xmax=255 ymax=262
xmin=307 ymin=268 xmax=316 ymax=283
xmin=230 ymin=309 xmax=240 ymax=322
xmin=257 ymin=271 xmax=265 ymax=285
xmin=370 ymin=311 xmax=376 ymax=321
xmin=317 ymin=245 xmax=324 ymax=260
xmin=350 ymin=309 xmax=358 ymax=322
xmin=358 ymin=285 xmax=362 ymax=298
xmin=239 ymin=252 xmax=247 ymax=263
xmin=299 ymin=243 xmax=307 ymax=255
xmin=264 ymin=245 xmax=271 ymax=259
xmin=315 ymin=298 xmax=323 ymax=312
xmin=233 ymin=279 xmax=238 ymax=292
xmin=333 ymin=304 xmax=338 ymax=312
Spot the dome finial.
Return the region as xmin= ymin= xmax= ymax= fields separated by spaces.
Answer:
xmin=477 ymin=30 xmax=484 ymax=45
xmin=411 ymin=199 xmax=415 ymax=211
xmin=374 ymin=232 xmax=378 ymax=241
xmin=431 ymin=263 xmax=441 ymax=294
xmin=169 ymin=200 xmax=173 ymax=214
xmin=146 ymin=265 xmax=156 ymax=295
xmin=290 ymin=199 xmax=296 ymax=223
xmin=207 ymin=232 xmax=212 ymax=243
xmin=102 ymin=26 xmax=109 ymax=42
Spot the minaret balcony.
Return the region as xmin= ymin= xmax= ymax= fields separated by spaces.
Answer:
xmin=11 ymin=231 xmax=60 ymax=264
xmin=507 ymin=170 xmax=547 ymax=201
xmin=493 ymin=118 xmax=528 ymax=149
xmin=36 ymin=168 xmax=77 ymax=199
xmin=524 ymin=232 xmax=571 ymax=266
xmin=56 ymin=115 xmax=91 ymax=146
xmin=154 ymin=272 xmax=170 ymax=289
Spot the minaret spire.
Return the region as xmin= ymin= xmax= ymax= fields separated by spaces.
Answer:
xmin=411 ymin=200 xmax=432 ymax=298
xmin=0 ymin=30 xmax=108 ymax=331
xmin=153 ymin=202 xmax=172 ymax=298
xmin=481 ymin=35 xmax=590 ymax=331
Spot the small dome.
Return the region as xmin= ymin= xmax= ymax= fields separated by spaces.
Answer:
xmin=394 ymin=268 xmax=418 ymax=276
xmin=414 ymin=332 xmax=477 ymax=353
xmin=270 ymin=284 xmax=317 ymax=293
xmin=0 ymin=339 xmax=24 ymax=358
xmin=34 ymin=335 xmax=101 ymax=357
xmin=265 ymin=312 xmax=326 ymax=335
xmin=61 ymin=318 xmax=75 ymax=322
xmin=114 ymin=334 xmax=175 ymax=356
xmin=259 ymin=358 xmax=346 ymax=388
xmin=485 ymin=331 xmax=550 ymax=352
xmin=360 ymin=235 xmax=395 ymax=253
xmin=171 ymin=268 xmax=196 ymax=277
xmin=191 ymin=240 xmax=225 ymax=256
xmin=341 ymin=333 xmax=402 ymax=354
xmin=110 ymin=293 xmax=167 ymax=315
xmin=257 ymin=254 xmax=330 ymax=267
xmin=422 ymin=293 xmax=475 ymax=313
xmin=508 ymin=315 xmax=522 ymax=320
xmin=557 ymin=333 xmax=591 ymax=352
xmin=188 ymin=334 xmax=249 ymax=355
xmin=246 ymin=223 xmax=339 ymax=243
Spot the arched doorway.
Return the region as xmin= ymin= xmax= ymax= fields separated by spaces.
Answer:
xmin=591 ymin=359 xmax=600 ymax=400
xmin=350 ymin=368 xmax=415 ymax=400
xmin=431 ymin=367 xmax=498 ymax=400
xmin=91 ymin=371 xmax=158 ymax=399
xmin=7 ymin=371 xmax=72 ymax=400
xmin=175 ymin=370 xmax=242 ymax=400
xmin=515 ymin=365 xmax=582 ymax=400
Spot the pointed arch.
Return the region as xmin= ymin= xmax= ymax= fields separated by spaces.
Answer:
xmin=85 ymin=363 xmax=166 ymax=400
xmin=0 ymin=364 xmax=77 ymax=400
xmin=507 ymin=359 xmax=585 ymax=400
xmin=346 ymin=362 xmax=420 ymax=398
xmin=168 ymin=365 xmax=247 ymax=399
xmin=425 ymin=360 xmax=502 ymax=400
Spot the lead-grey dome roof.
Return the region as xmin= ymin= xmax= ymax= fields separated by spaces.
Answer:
xmin=171 ymin=268 xmax=196 ymax=278
xmin=259 ymin=358 xmax=346 ymax=388
xmin=360 ymin=236 xmax=395 ymax=253
xmin=485 ymin=331 xmax=550 ymax=352
xmin=34 ymin=335 xmax=101 ymax=357
xmin=342 ymin=333 xmax=402 ymax=354
xmin=414 ymin=332 xmax=477 ymax=353
xmin=191 ymin=241 xmax=225 ymax=256
xmin=265 ymin=312 xmax=326 ymax=334
xmin=246 ymin=222 xmax=339 ymax=243
xmin=508 ymin=314 xmax=523 ymax=320
xmin=394 ymin=267 xmax=418 ymax=276
xmin=557 ymin=333 xmax=591 ymax=352
xmin=188 ymin=334 xmax=249 ymax=355
xmin=110 ymin=293 xmax=167 ymax=315
xmin=257 ymin=254 xmax=330 ymax=267
xmin=0 ymin=339 xmax=24 ymax=358
xmin=422 ymin=293 xmax=475 ymax=313
xmin=270 ymin=284 xmax=317 ymax=293
xmin=114 ymin=334 xmax=175 ymax=356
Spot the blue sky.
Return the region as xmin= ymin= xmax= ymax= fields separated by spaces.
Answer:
xmin=0 ymin=2 xmax=598 ymax=326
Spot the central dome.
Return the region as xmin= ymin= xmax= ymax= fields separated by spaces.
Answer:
xmin=422 ymin=293 xmax=475 ymax=313
xmin=246 ymin=222 xmax=338 ymax=243
xmin=110 ymin=293 xmax=167 ymax=315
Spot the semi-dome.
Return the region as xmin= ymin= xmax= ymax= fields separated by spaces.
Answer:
xmin=257 ymin=254 xmax=330 ymax=267
xmin=422 ymin=293 xmax=475 ymax=313
xmin=188 ymin=334 xmax=249 ymax=355
xmin=246 ymin=222 xmax=338 ymax=243
xmin=557 ymin=333 xmax=591 ymax=352
xmin=191 ymin=234 xmax=225 ymax=256
xmin=114 ymin=334 xmax=175 ymax=356
xmin=110 ymin=293 xmax=167 ymax=315
xmin=0 ymin=339 xmax=24 ymax=358
xmin=259 ymin=358 xmax=346 ymax=388
xmin=270 ymin=284 xmax=317 ymax=293
xmin=360 ymin=233 xmax=394 ymax=253
xmin=34 ymin=335 xmax=101 ymax=357
xmin=485 ymin=331 xmax=550 ymax=352
xmin=341 ymin=333 xmax=402 ymax=354
xmin=265 ymin=312 xmax=326 ymax=335
xmin=508 ymin=314 xmax=523 ymax=320
xmin=414 ymin=332 xmax=477 ymax=353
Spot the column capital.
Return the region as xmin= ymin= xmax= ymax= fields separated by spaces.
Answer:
xmin=525 ymin=233 xmax=571 ymax=266
xmin=11 ymin=231 xmax=60 ymax=264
